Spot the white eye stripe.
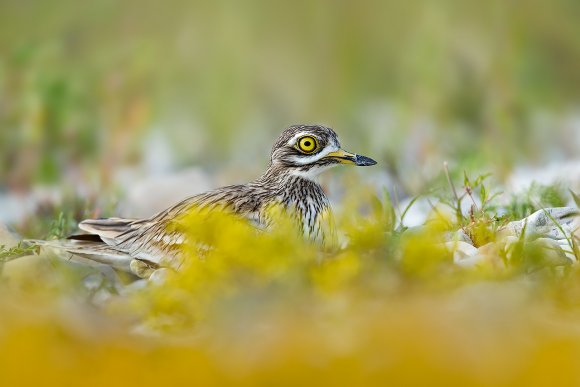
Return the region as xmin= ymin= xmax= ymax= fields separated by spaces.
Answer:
xmin=287 ymin=144 xmax=339 ymax=165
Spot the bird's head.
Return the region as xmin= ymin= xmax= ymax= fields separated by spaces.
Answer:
xmin=268 ymin=124 xmax=377 ymax=180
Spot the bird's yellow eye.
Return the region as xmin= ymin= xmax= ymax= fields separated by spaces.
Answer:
xmin=297 ymin=136 xmax=318 ymax=154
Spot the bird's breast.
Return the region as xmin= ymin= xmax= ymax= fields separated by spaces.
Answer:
xmin=271 ymin=178 xmax=332 ymax=243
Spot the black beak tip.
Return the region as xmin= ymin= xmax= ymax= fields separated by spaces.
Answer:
xmin=355 ymin=155 xmax=377 ymax=166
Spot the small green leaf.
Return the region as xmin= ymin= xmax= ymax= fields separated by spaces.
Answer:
xmin=473 ymin=173 xmax=492 ymax=187
xmin=480 ymin=184 xmax=487 ymax=205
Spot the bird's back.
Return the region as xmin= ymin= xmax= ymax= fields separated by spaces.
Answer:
xmin=49 ymin=183 xmax=278 ymax=271
xmin=57 ymin=177 xmax=328 ymax=272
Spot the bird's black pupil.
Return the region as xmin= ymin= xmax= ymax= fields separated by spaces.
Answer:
xmin=304 ymin=141 xmax=311 ymax=147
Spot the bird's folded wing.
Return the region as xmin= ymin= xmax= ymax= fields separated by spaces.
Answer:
xmin=78 ymin=217 xmax=140 ymax=244
xmin=25 ymin=239 xmax=133 ymax=271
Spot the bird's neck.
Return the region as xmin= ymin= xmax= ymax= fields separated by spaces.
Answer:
xmin=257 ymin=165 xmax=322 ymax=191
xmin=255 ymin=165 xmax=329 ymax=215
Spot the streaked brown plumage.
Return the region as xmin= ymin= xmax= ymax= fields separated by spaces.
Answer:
xmin=30 ymin=124 xmax=377 ymax=277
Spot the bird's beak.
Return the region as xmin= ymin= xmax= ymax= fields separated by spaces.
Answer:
xmin=325 ymin=149 xmax=377 ymax=166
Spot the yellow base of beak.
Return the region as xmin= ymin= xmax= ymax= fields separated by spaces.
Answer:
xmin=326 ymin=149 xmax=377 ymax=166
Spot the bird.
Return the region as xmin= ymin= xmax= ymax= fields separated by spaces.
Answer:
xmin=29 ymin=124 xmax=377 ymax=278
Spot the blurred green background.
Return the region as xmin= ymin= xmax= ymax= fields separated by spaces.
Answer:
xmin=1 ymin=0 xmax=579 ymax=225
xmin=2 ymin=3 xmax=580 ymax=383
